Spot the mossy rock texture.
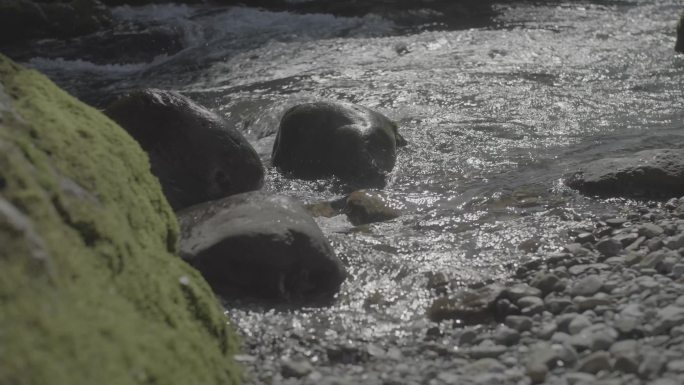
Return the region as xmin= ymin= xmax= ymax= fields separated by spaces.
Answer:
xmin=0 ymin=55 xmax=240 ymax=385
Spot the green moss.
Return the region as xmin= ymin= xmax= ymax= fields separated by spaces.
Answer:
xmin=0 ymin=55 xmax=240 ymax=385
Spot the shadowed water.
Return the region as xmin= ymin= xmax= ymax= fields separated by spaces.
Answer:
xmin=17 ymin=0 xmax=684 ymax=382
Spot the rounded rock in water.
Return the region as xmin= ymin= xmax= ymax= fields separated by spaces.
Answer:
xmin=272 ymin=101 xmax=407 ymax=188
xmin=105 ymin=89 xmax=264 ymax=210
xmin=177 ymin=191 xmax=346 ymax=301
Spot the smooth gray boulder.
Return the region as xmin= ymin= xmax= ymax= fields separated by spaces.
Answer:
xmin=178 ymin=191 xmax=346 ymax=301
xmin=566 ymin=149 xmax=684 ymax=198
xmin=272 ymin=101 xmax=407 ymax=188
xmin=106 ymin=89 xmax=264 ymax=210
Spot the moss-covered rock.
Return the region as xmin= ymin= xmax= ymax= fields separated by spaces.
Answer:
xmin=676 ymin=12 xmax=684 ymax=54
xmin=0 ymin=54 xmax=240 ymax=385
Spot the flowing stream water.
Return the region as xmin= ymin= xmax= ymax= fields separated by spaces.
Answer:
xmin=16 ymin=1 xmax=684 ymax=383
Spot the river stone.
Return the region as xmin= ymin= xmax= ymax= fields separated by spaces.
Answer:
xmin=427 ymin=284 xmax=502 ymax=323
xmin=281 ymin=359 xmax=314 ymax=378
xmin=652 ymin=305 xmax=684 ymax=335
xmin=566 ymin=149 xmax=684 ymax=198
xmin=272 ymin=101 xmax=407 ymax=187
xmin=577 ymin=351 xmax=612 ymax=374
xmin=664 ymin=233 xmax=684 ymax=250
xmin=0 ymin=55 xmax=239 ymax=385
xmin=505 ymin=315 xmax=533 ymax=332
xmin=570 ymin=275 xmax=603 ymax=296
xmin=178 ymin=191 xmax=346 ymax=300
xmin=568 ymin=314 xmax=592 ymax=335
xmin=639 ymin=223 xmax=665 ymax=238
xmin=344 ymin=189 xmax=400 ymax=225
xmin=596 ymin=238 xmax=623 ymax=257
xmin=105 ymin=89 xmax=264 ymax=210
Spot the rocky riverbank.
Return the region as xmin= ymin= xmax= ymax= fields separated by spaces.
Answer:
xmin=232 ymin=195 xmax=684 ymax=385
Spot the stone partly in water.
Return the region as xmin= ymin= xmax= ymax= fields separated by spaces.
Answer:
xmin=106 ymin=89 xmax=264 ymax=210
xmin=345 ymin=190 xmax=401 ymax=225
xmin=178 ymin=191 xmax=346 ymax=301
xmin=427 ymin=284 xmax=503 ymax=323
xmin=565 ymin=149 xmax=684 ymax=199
xmin=272 ymin=101 xmax=407 ymax=188
xmin=0 ymin=0 xmax=112 ymax=44
xmin=676 ymin=12 xmax=684 ymax=54
xmin=0 ymin=55 xmax=239 ymax=385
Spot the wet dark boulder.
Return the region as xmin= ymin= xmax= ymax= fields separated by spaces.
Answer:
xmin=0 ymin=0 xmax=112 ymax=44
xmin=272 ymin=101 xmax=407 ymax=188
xmin=178 ymin=191 xmax=346 ymax=301
xmin=105 ymin=89 xmax=264 ymax=210
xmin=566 ymin=149 xmax=684 ymax=199
xmin=677 ymin=12 xmax=684 ymax=54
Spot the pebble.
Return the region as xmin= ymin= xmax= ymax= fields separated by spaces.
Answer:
xmin=570 ymin=275 xmax=603 ymax=296
xmin=465 ymin=343 xmax=508 ymax=359
xmin=664 ymin=234 xmax=684 ymax=250
xmin=526 ymin=343 xmax=558 ymax=383
xmin=577 ymin=351 xmax=612 ymax=374
xmin=653 ymin=305 xmax=684 ymax=335
xmin=639 ymin=224 xmax=665 ymax=238
xmin=565 ymin=372 xmax=597 ymax=385
xmin=574 ymin=293 xmax=613 ymax=311
xmin=518 ymin=296 xmax=545 ymax=315
xmin=665 ymin=359 xmax=684 ymax=372
xmin=545 ymin=296 xmax=573 ymax=314
xmin=530 ymin=272 xmax=560 ymax=295
xmin=281 ymin=359 xmax=314 ymax=378
xmin=596 ymin=238 xmax=623 ymax=257
xmin=606 ymin=218 xmax=628 ymax=228
xmin=505 ymin=315 xmax=533 ymax=332
xmin=493 ymin=325 xmax=520 ymax=346
xmin=672 ymin=263 xmax=684 ymax=278
xmin=614 ymin=233 xmax=639 ymax=247
xmin=502 ymin=284 xmax=542 ymax=301
xmin=536 ymin=322 xmax=557 ymax=340
xmin=568 ymin=315 xmax=592 ymax=335
xmin=638 ymin=351 xmax=665 ymax=379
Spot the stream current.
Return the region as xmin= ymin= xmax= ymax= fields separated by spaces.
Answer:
xmin=16 ymin=0 xmax=684 ymax=383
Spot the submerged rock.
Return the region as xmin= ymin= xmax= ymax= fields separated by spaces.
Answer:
xmin=272 ymin=101 xmax=407 ymax=188
xmin=105 ymin=89 xmax=264 ymax=210
xmin=178 ymin=191 xmax=346 ymax=301
xmin=565 ymin=149 xmax=684 ymax=199
xmin=0 ymin=55 xmax=239 ymax=385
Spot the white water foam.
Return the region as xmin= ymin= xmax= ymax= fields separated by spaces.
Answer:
xmin=27 ymin=57 xmax=151 ymax=76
